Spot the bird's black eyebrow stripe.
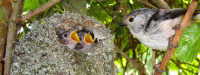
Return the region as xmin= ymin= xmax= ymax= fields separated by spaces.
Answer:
xmin=145 ymin=10 xmax=159 ymax=32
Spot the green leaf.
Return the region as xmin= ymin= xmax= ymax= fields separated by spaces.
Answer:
xmin=23 ymin=0 xmax=48 ymax=12
xmin=176 ymin=21 xmax=200 ymax=62
xmin=139 ymin=44 xmax=148 ymax=54
xmin=168 ymin=61 xmax=179 ymax=71
xmin=114 ymin=58 xmax=124 ymax=75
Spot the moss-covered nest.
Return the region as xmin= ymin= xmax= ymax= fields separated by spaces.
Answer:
xmin=10 ymin=12 xmax=115 ymax=75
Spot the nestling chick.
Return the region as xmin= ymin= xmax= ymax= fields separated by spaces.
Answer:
xmin=57 ymin=29 xmax=81 ymax=50
xmin=120 ymin=8 xmax=200 ymax=51
xmin=75 ymin=29 xmax=96 ymax=50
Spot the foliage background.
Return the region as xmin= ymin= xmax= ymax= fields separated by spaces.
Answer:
xmin=13 ymin=0 xmax=200 ymax=75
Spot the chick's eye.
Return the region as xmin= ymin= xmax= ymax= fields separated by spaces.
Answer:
xmin=63 ymin=33 xmax=68 ymax=37
xmin=129 ymin=17 xmax=134 ymax=22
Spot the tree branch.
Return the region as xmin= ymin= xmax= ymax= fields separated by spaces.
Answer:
xmin=3 ymin=0 xmax=20 ymax=74
xmin=114 ymin=46 xmax=146 ymax=75
xmin=155 ymin=0 xmax=198 ymax=75
xmin=0 ymin=24 xmax=7 ymax=75
xmin=17 ymin=0 xmax=61 ymax=22
xmin=0 ymin=1 xmax=10 ymax=74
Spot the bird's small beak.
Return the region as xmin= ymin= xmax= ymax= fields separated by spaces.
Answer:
xmin=70 ymin=29 xmax=81 ymax=43
xmin=84 ymin=32 xmax=95 ymax=44
xmin=119 ymin=22 xmax=127 ymax=26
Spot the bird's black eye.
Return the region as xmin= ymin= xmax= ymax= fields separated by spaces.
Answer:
xmin=129 ymin=17 xmax=134 ymax=22
xmin=63 ymin=33 xmax=68 ymax=37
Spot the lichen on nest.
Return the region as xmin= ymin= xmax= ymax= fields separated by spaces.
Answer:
xmin=11 ymin=12 xmax=115 ymax=75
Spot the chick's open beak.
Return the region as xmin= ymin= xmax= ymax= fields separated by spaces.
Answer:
xmin=84 ymin=32 xmax=95 ymax=44
xmin=70 ymin=29 xmax=81 ymax=43
xmin=119 ymin=22 xmax=127 ymax=26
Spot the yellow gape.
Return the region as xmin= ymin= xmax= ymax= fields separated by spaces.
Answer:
xmin=84 ymin=32 xmax=95 ymax=44
xmin=70 ymin=29 xmax=81 ymax=43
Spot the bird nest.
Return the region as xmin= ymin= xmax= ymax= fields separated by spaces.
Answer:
xmin=11 ymin=12 xmax=115 ymax=75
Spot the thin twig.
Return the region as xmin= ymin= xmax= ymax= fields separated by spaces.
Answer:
xmin=127 ymin=0 xmax=133 ymax=11
xmin=111 ymin=50 xmax=115 ymax=75
xmin=170 ymin=60 xmax=187 ymax=74
xmin=155 ymin=0 xmax=198 ymax=75
xmin=158 ymin=0 xmax=170 ymax=9
xmin=152 ymin=0 xmax=170 ymax=9
xmin=172 ymin=59 xmax=198 ymax=72
xmin=96 ymin=0 xmax=113 ymax=17
xmin=120 ymin=0 xmax=127 ymax=16
xmin=17 ymin=0 xmax=25 ymax=17
xmin=17 ymin=0 xmax=61 ymax=22
xmin=171 ymin=59 xmax=198 ymax=74
xmin=178 ymin=60 xmax=198 ymax=68
xmin=114 ymin=46 xmax=146 ymax=75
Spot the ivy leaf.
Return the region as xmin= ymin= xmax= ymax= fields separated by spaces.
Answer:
xmin=176 ymin=21 xmax=200 ymax=62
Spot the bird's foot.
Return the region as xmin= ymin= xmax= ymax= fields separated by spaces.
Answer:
xmin=168 ymin=37 xmax=178 ymax=50
xmin=168 ymin=43 xmax=178 ymax=50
